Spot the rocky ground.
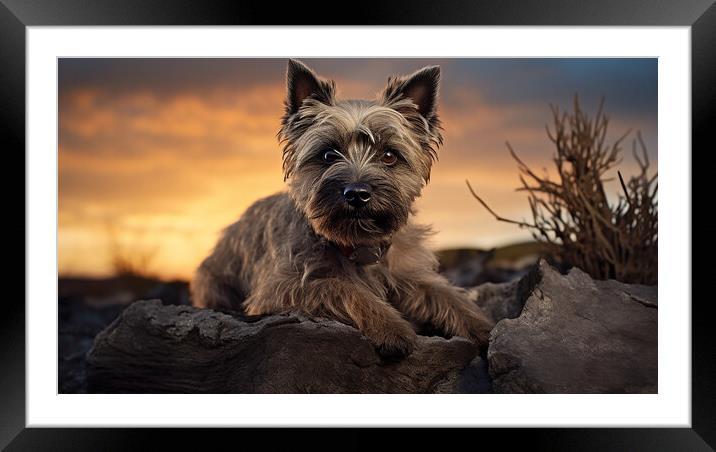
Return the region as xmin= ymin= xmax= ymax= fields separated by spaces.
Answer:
xmin=60 ymin=250 xmax=657 ymax=394
xmin=487 ymin=260 xmax=657 ymax=393
xmin=58 ymin=277 xmax=191 ymax=393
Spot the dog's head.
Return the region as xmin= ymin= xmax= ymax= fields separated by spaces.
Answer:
xmin=279 ymin=59 xmax=442 ymax=247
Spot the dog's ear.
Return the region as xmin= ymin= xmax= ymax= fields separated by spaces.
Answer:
xmin=381 ymin=65 xmax=440 ymax=125
xmin=285 ymin=59 xmax=335 ymax=115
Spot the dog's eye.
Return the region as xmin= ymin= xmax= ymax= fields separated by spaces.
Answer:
xmin=322 ymin=149 xmax=340 ymax=164
xmin=381 ymin=150 xmax=398 ymax=166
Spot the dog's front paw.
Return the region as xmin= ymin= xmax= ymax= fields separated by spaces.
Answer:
xmin=369 ymin=326 xmax=418 ymax=360
xmin=459 ymin=310 xmax=495 ymax=348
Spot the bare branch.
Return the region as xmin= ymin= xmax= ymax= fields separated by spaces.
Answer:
xmin=618 ymin=170 xmax=631 ymax=207
xmin=465 ymin=180 xmax=534 ymax=228
xmin=467 ymin=96 xmax=657 ymax=284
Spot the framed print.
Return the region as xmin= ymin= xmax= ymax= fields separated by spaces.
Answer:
xmin=3 ymin=0 xmax=714 ymax=449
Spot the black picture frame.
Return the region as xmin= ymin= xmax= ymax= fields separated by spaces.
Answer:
xmin=2 ymin=0 xmax=714 ymax=449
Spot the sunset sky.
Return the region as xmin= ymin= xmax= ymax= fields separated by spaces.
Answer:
xmin=58 ymin=58 xmax=657 ymax=280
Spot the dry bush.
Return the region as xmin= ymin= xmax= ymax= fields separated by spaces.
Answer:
xmin=106 ymin=223 xmax=158 ymax=279
xmin=467 ymin=95 xmax=657 ymax=285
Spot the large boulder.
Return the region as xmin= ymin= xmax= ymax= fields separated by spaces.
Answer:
xmin=488 ymin=260 xmax=657 ymax=393
xmin=82 ymin=260 xmax=657 ymax=394
xmin=86 ymin=300 xmax=482 ymax=393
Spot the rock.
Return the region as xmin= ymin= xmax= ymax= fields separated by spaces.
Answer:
xmin=470 ymin=263 xmax=540 ymax=323
xmin=438 ymin=248 xmax=495 ymax=287
xmin=457 ymin=356 xmax=492 ymax=393
xmin=58 ymin=279 xmax=190 ymax=393
xmin=438 ymin=243 xmax=543 ymax=287
xmin=488 ymin=260 xmax=657 ymax=393
xmin=86 ymin=300 xmax=482 ymax=393
xmin=59 ymin=298 xmax=127 ymax=393
xmin=82 ymin=260 xmax=657 ymax=394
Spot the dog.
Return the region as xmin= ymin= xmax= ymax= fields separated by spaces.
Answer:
xmin=191 ymin=59 xmax=494 ymax=358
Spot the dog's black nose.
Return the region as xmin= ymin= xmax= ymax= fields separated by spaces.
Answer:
xmin=343 ymin=183 xmax=372 ymax=207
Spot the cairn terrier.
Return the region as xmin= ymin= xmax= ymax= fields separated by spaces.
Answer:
xmin=191 ymin=59 xmax=494 ymax=358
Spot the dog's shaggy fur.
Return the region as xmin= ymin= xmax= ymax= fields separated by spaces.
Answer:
xmin=191 ymin=59 xmax=494 ymax=358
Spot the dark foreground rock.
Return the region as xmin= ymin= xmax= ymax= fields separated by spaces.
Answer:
xmin=488 ymin=260 xmax=657 ymax=393
xmin=470 ymin=263 xmax=540 ymax=323
xmin=81 ymin=260 xmax=657 ymax=394
xmin=59 ymin=298 xmax=127 ymax=393
xmin=86 ymin=301 xmax=481 ymax=393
